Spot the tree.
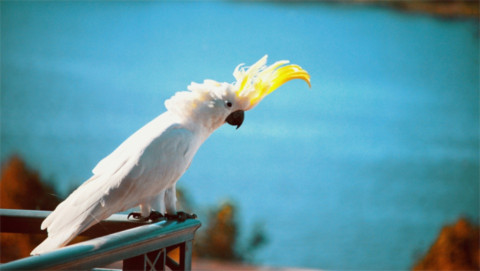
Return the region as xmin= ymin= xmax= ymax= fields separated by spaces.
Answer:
xmin=0 ymin=156 xmax=61 ymax=262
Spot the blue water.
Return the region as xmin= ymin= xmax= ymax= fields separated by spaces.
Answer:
xmin=1 ymin=1 xmax=479 ymax=269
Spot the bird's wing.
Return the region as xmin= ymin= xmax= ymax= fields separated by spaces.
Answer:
xmin=91 ymin=113 xmax=176 ymax=176
xmin=32 ymin=115 xmax=195 ymax=255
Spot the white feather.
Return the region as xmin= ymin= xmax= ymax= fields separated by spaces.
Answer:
xmin=31 ymin=111 xmax=205 ymax=255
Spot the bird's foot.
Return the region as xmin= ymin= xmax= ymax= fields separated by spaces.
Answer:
xmin=127 ymin=211 xmax=165 ymax=222
xmin=165 ymin=211 xmax=197 ymax=222
xmin=148 ymin=211 xmax=165 ymax=221
xmin=127 ymin=212 xmax=144 ymax=220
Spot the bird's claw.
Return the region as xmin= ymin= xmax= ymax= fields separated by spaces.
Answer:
xmin=127 ymin=211 xmax=165 ymax=222
xmin=127 ymin=211 xmax=196 ymax=222
xmin=148 ymin=211 xmax=165 ymax=221
xmin=127 ymin=212 xmax=143 ymax=220
xmin=166 ymin=211 xmax=197 ymax=222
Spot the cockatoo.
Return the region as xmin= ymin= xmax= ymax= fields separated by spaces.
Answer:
xmin=31 ymin=55 xmax=310 ymax=255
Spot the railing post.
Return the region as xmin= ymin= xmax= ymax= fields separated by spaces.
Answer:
xmin=182 ymin=240 xmax=194 ymax=270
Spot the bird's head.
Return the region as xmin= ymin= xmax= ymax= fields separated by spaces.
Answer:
xmin=165 ymin=55 xmax=310 ymax=131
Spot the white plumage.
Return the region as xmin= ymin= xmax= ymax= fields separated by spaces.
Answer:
xmin=31 ymin=55 xmax=310 ymax=255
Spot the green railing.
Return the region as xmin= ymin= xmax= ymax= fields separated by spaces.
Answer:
xmin=0 ymin=208 xmax=201 ymax=270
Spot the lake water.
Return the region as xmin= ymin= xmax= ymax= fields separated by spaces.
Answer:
xmin=1 ymin=1 xmax=479 ymax=269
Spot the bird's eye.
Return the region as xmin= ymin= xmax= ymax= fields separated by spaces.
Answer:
xmin=226 ymin=101 xmax=233 ymax=108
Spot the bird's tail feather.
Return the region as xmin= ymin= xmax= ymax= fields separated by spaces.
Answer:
xmin=31 ymin=204 xmax=105 ymax=255
xmin=30 ymin=229 xmax=75 ymax=255
xmin=31 ymin=176 xmax=111 ymax=255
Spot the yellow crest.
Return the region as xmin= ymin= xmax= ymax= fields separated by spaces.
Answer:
xmin=233 ymin=55 xmax=311 ymax=110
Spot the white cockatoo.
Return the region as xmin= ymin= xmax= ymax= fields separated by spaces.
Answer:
xmin=31 ymin=55 xmax=310 ymax=255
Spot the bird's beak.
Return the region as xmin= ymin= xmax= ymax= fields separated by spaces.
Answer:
xmin=225 ymin=110 xmax=244 ymax=129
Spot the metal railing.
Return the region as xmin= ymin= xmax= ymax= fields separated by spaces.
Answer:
xmin=0 ymin=208 xmax=201 ymax=270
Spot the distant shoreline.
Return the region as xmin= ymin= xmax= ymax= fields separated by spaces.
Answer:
xmin=277 ymin=0 xmax=479 ymax=19
xmin=383 ymin=1 xmax=478 ymax=19
xmin=338 ymin=0 xmax=479 ymax=19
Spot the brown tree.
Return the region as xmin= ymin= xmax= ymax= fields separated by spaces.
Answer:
xmin=414 ymin=217 xmax=479 ymax=270
xmin=0 ymin=156 xmax=61 ymax=262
